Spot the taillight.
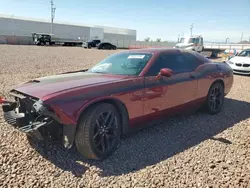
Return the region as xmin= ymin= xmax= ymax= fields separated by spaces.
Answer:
xmin=0 ymin=96 xmax=6 ymax=104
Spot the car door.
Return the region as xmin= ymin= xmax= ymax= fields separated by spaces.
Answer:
xmin=103 ymin=43 xmax=109 ymax=49
xmin=106 ymin=43 xmax=112 ymax=49
xmin=144 ymin=52 xmax=199 ymax=117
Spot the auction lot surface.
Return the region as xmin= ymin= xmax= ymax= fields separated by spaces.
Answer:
xmin=0 ymin=45 xmax=250 ymax=188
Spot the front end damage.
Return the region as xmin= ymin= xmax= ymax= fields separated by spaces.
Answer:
xmin=1 ymin=90 xmax=76 ymax=149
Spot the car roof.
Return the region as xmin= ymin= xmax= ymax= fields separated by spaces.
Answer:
xmin=125 ymin=48 xmax=182 ymax=54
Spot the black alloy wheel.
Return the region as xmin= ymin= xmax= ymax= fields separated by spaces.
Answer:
xmin=93 ymin=111 xmax=119 ymax=153
xmin=75 ymin=103 xmax=121 ymax=160
xmin=206 ymin=82 xmax=224 ymax=114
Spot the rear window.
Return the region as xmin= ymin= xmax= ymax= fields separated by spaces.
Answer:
xmin=189 ymin=51 xmax=211 ymax=63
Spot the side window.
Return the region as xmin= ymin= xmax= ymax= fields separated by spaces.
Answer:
xmin=191 ymin=51 xmax=210 ymax=63
xmin=146 ymin=55 xmax=172 ymax=76
xmin=146 ymin=54 xmax=185 ymax=76
xmin=182 ymin=53 xmax=201 ymax=70
xmin=195 ymin=38 xmax=199 ymax=44
xmin=247 ymin=51 xmax=250 ymax=57
xmin=199 ymin=38 xmax=203 ymax=45
xmin=146 ymin=53 xmax=200 ymax=76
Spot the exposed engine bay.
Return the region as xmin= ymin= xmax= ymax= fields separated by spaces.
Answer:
xmin=1 ymin=90 xmax=75 ymax=149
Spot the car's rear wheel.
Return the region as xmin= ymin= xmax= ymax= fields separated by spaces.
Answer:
xmin=205 ymin=82 xmax=224 ymax=114
xmin=75 ymin=103 xmax=121 ymax=160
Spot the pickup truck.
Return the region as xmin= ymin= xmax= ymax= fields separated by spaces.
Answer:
xmin=174 ymin=35 xmax=226 ymax=58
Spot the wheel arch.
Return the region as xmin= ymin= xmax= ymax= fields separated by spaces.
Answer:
xmin=212 ymin=79 xmax=225 ymax=89
xmin=77 ymin=97 xmax=130 ymax=135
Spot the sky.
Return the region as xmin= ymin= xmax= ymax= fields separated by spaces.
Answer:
xmin=0 ymin=0 xmax=249 ymax=42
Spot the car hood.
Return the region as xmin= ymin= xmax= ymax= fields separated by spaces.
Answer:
xmin=13 ymin=71 xmax=128 ymax=99
xmin=230 ymin=56 xmax=250 ymax=64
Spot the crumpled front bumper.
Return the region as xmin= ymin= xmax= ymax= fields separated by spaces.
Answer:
xmin=1 ymin=91 xmax=77 ymax=149
xmin=2 ymin=103 xmax=47 ymax=140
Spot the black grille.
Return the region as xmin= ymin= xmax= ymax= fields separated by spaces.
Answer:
xmin=3 ymin=111 xmax=22 ymax=126
xmin=236 ymin=63 xmax=242 ymax=67
xmin=233 ymin=69 xmax=250 ymax=73
xmin=243 ymin=64 xmax=250 ymax=67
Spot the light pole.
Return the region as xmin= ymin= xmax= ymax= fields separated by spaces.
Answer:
xmin=177 ymin=34 xmax=180 ymax=43
xmin=50 ymin=0 xmax=56 ymax=35
xmin=240 ymin=32 xmax=243 ymax=43
xmin=190 ymin=23 xmax=194 ymax=37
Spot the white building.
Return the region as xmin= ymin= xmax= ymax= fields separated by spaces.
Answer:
xmin=0 ymin=14 xmax=137 ymax=45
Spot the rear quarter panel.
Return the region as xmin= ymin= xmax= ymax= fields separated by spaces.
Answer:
xmin=195 ymin=62 xmax=233 ymax=100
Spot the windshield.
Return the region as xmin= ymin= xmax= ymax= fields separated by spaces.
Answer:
xmin=88 ymin=52 xmax=153 ymax=75
xmin=179 ymin=37 xmax=196 ymax=44
xmin=238 ymin=50 xmax=250 ymax=57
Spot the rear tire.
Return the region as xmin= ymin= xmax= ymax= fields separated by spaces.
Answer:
xmin=75 ymin=103 xmax=121 ymax=160
xmin=205 ymin=82 xmax=224 ymax=114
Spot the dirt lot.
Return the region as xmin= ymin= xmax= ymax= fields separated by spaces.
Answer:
xmin=0 ymin=45 xmax=249 ymax=188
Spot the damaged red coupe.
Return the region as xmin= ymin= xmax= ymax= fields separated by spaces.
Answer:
xmin=1 ymin=49 xmax=233 ymax=160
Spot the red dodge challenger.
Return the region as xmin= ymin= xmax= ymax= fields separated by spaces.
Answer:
xmin=1 ymin=48 xmax=234 ymax=160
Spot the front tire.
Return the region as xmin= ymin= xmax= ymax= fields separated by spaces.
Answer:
xmin=205 ymin=82 xmax=224 ymax=114
xmin=75 ymin=103 xmax=121 ymax=160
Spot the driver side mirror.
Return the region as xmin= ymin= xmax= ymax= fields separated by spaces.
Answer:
xmin=156 ymin=68 xmax=173 ymax=80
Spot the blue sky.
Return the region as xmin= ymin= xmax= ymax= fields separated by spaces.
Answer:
xmin=0 ymin=0 xmax=249 ymax=42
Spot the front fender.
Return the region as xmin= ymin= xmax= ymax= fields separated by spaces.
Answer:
xmin=75 ymin=96 xmax=125 ymax=122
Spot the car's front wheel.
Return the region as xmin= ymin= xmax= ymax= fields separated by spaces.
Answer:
xmin=75 ymin=103 xmax=121 ymax=160
xmin=205 ymin=82 xmax=224 ymax=114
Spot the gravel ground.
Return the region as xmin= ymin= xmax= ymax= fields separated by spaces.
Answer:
xmin=0 ymin=45 xmax=249 ymax=188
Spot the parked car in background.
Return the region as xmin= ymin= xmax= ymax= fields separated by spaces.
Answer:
xmin=0 ymin=49 xmax=233 ymax=160
xmin=97 ymin=42 xmax=117 ymax=50
xmin=82 ymin=39 xmax=101 ymax=48
xmin=226 ymin=49 xmax=250 ymax=75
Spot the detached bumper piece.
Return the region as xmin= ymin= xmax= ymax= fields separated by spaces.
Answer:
xmin=3 ymin=110 xmax=45 ymax=140
xmin=2 ymin=98 xmax=50 ymax=140
xmin=3 ymin=110 xmax=24 ymax=126
xmin=20 ymin=121 xmax=47 ymax=132
xmin=1 ymin=93 xmax=75 ymax=149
